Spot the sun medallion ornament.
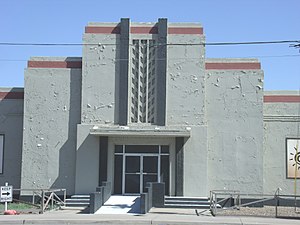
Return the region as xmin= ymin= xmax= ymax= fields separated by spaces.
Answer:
xmin=287 ymin=139 xmax=300 ymax=178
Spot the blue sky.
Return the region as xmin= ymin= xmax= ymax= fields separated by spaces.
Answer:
xmin=1 ymin=0 xmax=299 ymax=90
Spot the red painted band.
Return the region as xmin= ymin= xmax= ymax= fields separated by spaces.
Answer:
xmin=205 ymin=62 xmax=261 ymax=70
xmin=130 ymin=26 xmax=158 ymax=34
xmin=264 ymin=95 xmax=300 ymax=103
xmin=168 ymin=27 xmax=203 ymax=34
xmin=28 ymin=61 xmax=82 ymax=68
xmin=86 ymin=26 xmax=158 ymax=34
xmin=85 ymin=26 xmax=203 ymax=34
xmin=0 ymin=92 xmax=24 ymax=100
xmin=85 ymin=26 xmax=120 ymax=34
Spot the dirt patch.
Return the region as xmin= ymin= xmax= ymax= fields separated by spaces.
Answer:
xmin=216 ymin=206 xmax=300 ymax=218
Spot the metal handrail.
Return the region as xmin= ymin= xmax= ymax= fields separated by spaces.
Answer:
xmin=12 ymin=188 xmax=66 ymax=213
xmin=210 ymin=189 xmax=300 ymax=217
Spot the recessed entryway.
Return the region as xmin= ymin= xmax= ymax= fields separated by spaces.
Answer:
xmin=114 ymin=145 xmax=169 ymax=195
xmin=125 ymin=154 xmax=159 ymax=194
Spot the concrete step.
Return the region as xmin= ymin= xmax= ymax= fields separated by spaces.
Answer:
xmin=165 ymin=200 xmax=210 ymax=205
xmin=66 ymin=198 xmax=90 ymax=203
xmin=65 ymin=195 xmax=90 ymax=207
xmin=165 ymin=196 xmax=209 ymax=202
xmin=64 ymin=202 xmax=90 ymax=207
xmin=164 ymin=196 xmax=215 ymax=209
xmin=95 ymin=195 xmax=140 ymax=214
xmin=70 ymin=195 xmax=90 ymax=199
xmin=164 ymin=203 xmax=211 ymax=209
xmin=60 ymin=206 xmax=88 ymax=210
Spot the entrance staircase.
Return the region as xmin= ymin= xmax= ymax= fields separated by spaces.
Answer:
xmin=64 ymin=195 xmax=90 ymax=208
xmin=63 ymin=195 xmax=218 ymax=211
xmin=164 ymin=196 xmax=213 ymax=209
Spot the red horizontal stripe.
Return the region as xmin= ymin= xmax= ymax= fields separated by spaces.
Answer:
xmin=85 ymin=26 xmax=120 ymax=34
xmin=130 ymin=26 xmax=158 ymax=34
xmin=205 ymin=62 xmax=261 ymax=70
xmin=168 ymin=27 xmax=203 ymax=34
xmin=28 ymin=61 xmax=82 ymax=68
xmin=264 ymin=95 xmax=300 ymax=103
xmin=0 ymin=92 xmax=24 ymax=100
xmin=85 ymin=26 xmax=203 ymax=34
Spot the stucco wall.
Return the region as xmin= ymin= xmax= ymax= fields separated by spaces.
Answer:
xmin=81 ymin=23 xmax=119 ymax=125
xmin=206 ymin=61 xmax=264 ymax=194
xmin=166 ymin=27 xmax=206 ymax=125
xmin=21 ymin=60 xmax=81 ymax=195
xmin=0 ymin=88 xmax=23 ymax=188
xmin=75 ymin=124 xmax=100 ymax=194
xmin=263 ymin=91 xmax=300 ymax=195
xmin=183 ymin=126 xmax=208 ymax=196
xmin=165 ymin=26 xmax=208 ymax=196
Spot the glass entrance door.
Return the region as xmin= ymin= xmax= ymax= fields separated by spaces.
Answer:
xmin=114 ymin=145 xmax=170 ymax=195
xmin=124 ymin=155 xmax=158 ymax=194
xmin=124 ymin=156 xmax=140 ymax=193
xmin=142 ymin=156 xmax=158 ymax=192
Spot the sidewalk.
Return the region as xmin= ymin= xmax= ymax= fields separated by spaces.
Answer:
xmin=0 ymin=207 xmax=299 ymax=225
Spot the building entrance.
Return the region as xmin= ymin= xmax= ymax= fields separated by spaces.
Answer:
xmin=124 ymin=154 xmax=158 ymax=194
xmin=114 ymin=145 xmax=170 ymax=195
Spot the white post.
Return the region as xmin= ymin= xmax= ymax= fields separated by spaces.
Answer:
xmin=4 ymin=182 xmax=8 ymax=211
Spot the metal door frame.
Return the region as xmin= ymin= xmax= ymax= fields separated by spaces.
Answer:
xmin=122 ymin=153 xmax=160 ymax=194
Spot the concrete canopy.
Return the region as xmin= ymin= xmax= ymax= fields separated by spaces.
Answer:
xmin=89 ymin=126 xmax=191 ymax=137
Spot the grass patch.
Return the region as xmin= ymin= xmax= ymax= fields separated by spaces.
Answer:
xmin=0 ymin=202 xmax=39 ymax=211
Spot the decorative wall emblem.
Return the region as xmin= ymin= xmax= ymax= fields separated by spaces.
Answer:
xmin=287 ymin=138 xmax=300 ymax=178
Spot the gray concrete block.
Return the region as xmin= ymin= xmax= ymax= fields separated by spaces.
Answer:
xmin=90 ymin=192 xmax=103 ymax=214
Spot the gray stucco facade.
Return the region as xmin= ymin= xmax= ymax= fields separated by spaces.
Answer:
xmin=264 ymin=91 xmax=300 ymax=195
xmin=21 ymin=58 xmax=82 ymax=194
xmin=0 ymin=88 xmax=24 ymax=188
xmin=0 ymin=19 xmax=299 ymax=197
xmin=206 ymin=59 xmax=264 ymax=194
